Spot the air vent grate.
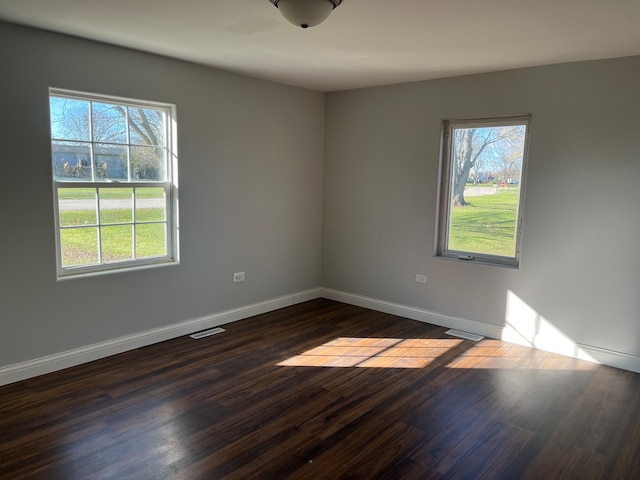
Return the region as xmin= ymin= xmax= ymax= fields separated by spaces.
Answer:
xmin=445 ymin=329 xmax=484 ymax=341
xmin=190 ymin=327 xmax=225 ymax=339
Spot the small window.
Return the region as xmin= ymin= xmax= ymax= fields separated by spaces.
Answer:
xmin=437 ymin=115 xmax=531 ymax=267
xmin=49 ymin=89 xmax=179 ymax=278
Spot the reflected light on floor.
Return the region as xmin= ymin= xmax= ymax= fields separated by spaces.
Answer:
xmin=277 ymin=337 xmax=463 ymax=368
xmin=62 ymin=403 xmax=188 ymax=467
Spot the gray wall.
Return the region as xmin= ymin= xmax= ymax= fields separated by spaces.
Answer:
xmin=0 ymin=22 xmax=324 ymax=367
xmin=2 ymin=19 xmax=639 ymax=372
xmin=323 ymin=57 xmax=640 ymax=358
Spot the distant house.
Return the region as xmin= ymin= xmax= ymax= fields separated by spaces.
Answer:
xmin=52 ymin=143 xmax=127 ymax=179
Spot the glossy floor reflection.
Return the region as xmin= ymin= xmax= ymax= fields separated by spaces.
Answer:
xmin=1 ymin=298 xmax=638 ymax=479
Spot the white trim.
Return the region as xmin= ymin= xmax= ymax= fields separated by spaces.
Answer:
xmin=320 ymin=288 xmax=504 ymax=339
xmin=50 ymin=87 xmax=172 ymax=111
xmin=0 ymin=288 xmax=322 ymax=386
xmin=319 ymin=288 xmax=640 ymax=374
xmin=4 ymin=287 xmax=639 ymax=386
xmin=577 ymin=344 xmax=640 ymax=374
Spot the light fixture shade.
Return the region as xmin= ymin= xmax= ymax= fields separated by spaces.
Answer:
xmin=270 ymin=0 xmax=342 ymax=29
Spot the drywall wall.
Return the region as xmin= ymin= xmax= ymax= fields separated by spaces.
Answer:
xmin=0 ymin=22 xmax=324 ymax=368
xmin=323 ymin=56 xmax=640 ymax=360
xmin=2 ymin=20 xmax=639 ymax=377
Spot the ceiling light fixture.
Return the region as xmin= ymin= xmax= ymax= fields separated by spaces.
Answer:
xmin=269 ymin=0 xmax=342 ymax=29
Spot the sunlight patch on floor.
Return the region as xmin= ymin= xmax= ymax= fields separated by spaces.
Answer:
xmin=277 ymin=337 xmax=463 ymax=368
xmin=277 ymin=336 xmax=598 ymax=371
xmin=446 ymin=340 xmax=597 ymax=370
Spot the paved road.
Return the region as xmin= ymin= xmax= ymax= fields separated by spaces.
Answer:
xmin=464 ymin=186 xmax=499 ymax=197
xmin=59 ymin=198 xmax=164 ymax=210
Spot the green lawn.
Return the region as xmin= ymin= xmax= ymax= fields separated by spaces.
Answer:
xmin=448 ymin=188 xmax=519 ymax=257
xmin=59 ymin=208 xmax=166 ymax=266
xmin=58 ymin=185 xmax=517 ymax=266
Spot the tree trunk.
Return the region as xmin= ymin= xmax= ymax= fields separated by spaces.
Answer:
xmin=452 ymin=129 xmax=475 ymax=206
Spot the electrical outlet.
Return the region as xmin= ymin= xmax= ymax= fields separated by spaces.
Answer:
xmin=233 ymin=272 xmax=245 ymax=283
xmin=415 ymin=274 xmax=428 ymax=284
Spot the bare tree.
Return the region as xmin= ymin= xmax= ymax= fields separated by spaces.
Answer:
xmin=50 ymin=98 xmax=165 ymax=180
xmin=491 ymin=128 xmax=525 ymax=184
xmin=469 ymin=150 xmax=487 ymax=184
xmin=450 ymin=125 xmax=524 ymax=206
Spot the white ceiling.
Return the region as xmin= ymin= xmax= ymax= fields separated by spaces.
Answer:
xmin=1 ymin=0 xmax=639 ymax=92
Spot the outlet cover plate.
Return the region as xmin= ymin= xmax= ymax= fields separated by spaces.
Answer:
xmin=233 ymin=272 xmax=245 ymax=282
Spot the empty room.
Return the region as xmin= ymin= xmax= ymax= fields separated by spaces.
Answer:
xmin=1 ymin=1 xmax=640 ymax=478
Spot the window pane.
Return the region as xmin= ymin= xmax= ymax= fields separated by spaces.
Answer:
xmin=50 ymin=97 xmax=90 ymax=141
xmin=136 ymin=187 xmax=165 ymax=222
xmin=136 ymin=223 xmax=167 ymax=258
xmin=99 ymin=188 xmax=132 ymax=224
xmin=92 ymin=102 xmax=127 ymax=143
xmin=130 ymin=146 xmax=165 ymax=181
xmin=129 ymin=107 xmax=165 ymax=146
xmin=50 ymin=88 xmax=176 ymax=277
xmin=60 ymin=227 xmax=99 ymax=266
xmin=94 ymin=143 xmax=128 ymax=181
xmin=102 ymin=225 xmax=133 ymax=262
xmin=52 ymin=142 xmax=91 ymax=181
xmin=439 ymin=119 xmax=528 ymax=264
xmin=447 ymin=192 xmax=520 ymax=257
xmin=58 ymin=188 xmax=97 ymax=226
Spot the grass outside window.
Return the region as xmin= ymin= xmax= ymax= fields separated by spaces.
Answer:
xmin=59 ymin=208 xmax=167 ymax=266
xmin=448 ymin=187 xmax=520 ymax=258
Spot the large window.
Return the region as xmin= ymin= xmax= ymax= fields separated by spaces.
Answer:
xmin=437 ymin=115 xmax=531 ymax=267
xmin=49 ymin=89 xmax=178 ymax=278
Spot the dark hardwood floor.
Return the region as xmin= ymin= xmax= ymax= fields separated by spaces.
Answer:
xmin=2 ymin=298 xmax=640 ymax=479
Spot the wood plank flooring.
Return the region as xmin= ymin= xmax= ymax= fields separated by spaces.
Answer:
xmin=1 ymin=298 xmax=640 ymax=479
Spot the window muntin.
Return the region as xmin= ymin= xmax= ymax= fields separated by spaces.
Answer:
xmin=437 ymin=115 xmax=530 ymax=267
xmin=50 ymin=89 xmax=178 ymax=278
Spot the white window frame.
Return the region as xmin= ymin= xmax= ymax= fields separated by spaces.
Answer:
xmin=436 ymin=114 xmax=531 ymax=268
xmin=49 ymin=88 xmax=179 ymax=279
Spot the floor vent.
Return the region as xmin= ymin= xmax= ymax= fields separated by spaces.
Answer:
xmin=445 ymin=329 xmax=484 ymax=342
xmin=190 ymin=327 xmax=225 ymax=339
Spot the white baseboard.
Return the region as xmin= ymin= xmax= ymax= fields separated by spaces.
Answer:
xmin=577 ymin=344 xmax=640 ymax=373
xmin=319 ymin=288 xmax=640 ymax=374
xmin=0 ymin=288 xmax=322 ymax=386
xmin=3 ymin=286 xmax=639 ymax=386
xmin=319 ymin=288 xmax=505 ymax=339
